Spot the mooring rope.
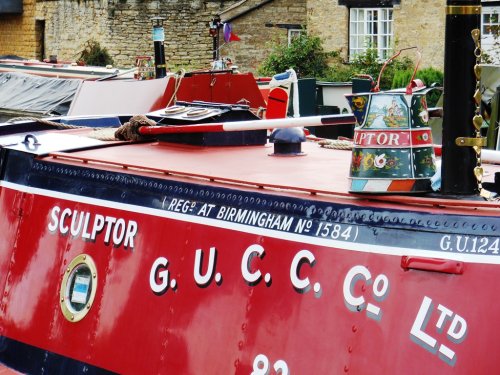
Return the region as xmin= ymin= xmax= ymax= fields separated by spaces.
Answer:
xmin=166 ymin=69 xmax=186 ymax=108
xmin=6 ymin=116 xmax=121 ymax=141
xmin=317 ymin=138 xmax=353 ymax=150
xmin=7 ymin=116 xmax=83 ymax=129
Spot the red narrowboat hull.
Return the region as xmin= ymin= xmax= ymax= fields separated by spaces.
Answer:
xmin=0 ymin=137 xmax=498 ymax=373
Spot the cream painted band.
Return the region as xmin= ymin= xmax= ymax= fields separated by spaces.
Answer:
xmin=446 ymin=5 xmax=481 ymax=15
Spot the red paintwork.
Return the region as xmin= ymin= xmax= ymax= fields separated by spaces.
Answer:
xmin=265 ymin=87 xmax=289 ymax=119
xmin=176 ymin=72 xmax=267 ymax=110
xmin=0 ymin=72 xmax=499 ymax=373
xmin=353 ymin=129 xmax=433 ymax=147
xmin=0 ymin=182 xmax=499 ymax=374
xmin=401 ymin=256 xmax=464 ymax=274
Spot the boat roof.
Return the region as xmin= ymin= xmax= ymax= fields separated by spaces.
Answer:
xmin=0 ymin=59 xmax=134 ymax=80
xmin=24 ymin=129 xmax=500 ymax=214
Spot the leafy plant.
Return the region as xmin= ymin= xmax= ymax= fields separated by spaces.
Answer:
xmin=392 ymin=67 xmax=443 ymax=106
xmin=391 ymin=67 xmax=443 ymax=89
xmin=257 ymin=33 xmax=331 ymax=78
xmin=258 ymin=35 xmax=422 ymax=91
xmin=78 ymin=39 xmax=114 ymax=67
xmin=323 ymin=48 xmax=414 ymax=90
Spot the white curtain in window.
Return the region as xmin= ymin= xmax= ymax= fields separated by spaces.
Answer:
xmin=349 ymin=8 xmax=393 ymax=60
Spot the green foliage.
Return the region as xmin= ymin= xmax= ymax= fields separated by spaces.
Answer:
xmin=78 ymin=39 xmax=114 ymax=67
xmin=257 ymin=33 xmax=330 ymax=78
xmin=258 ymin=35 xmax=441 ymax=93
xmin=323 ymin=48 xmax=414 ymax=90
xmin=351 ymin=49 xmax=414 ymax=90
xmin=392 ymin=67 xmax=444 ymax=107
xmin=391 ymin=67 xmax=443 ymax=89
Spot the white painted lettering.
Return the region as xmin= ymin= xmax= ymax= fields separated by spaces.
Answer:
xmin=124 ymin=221 xmax=138 ymax=249
xmin=194 ymin=247 xmax=218 ymax=287
xmin=241 ymin=244 xmax=264 ymax=285
xmin=290 ymin=249 xmax=316 ymax=292
xmin=59 ymin=208 xmax=72 ymax=235
xmin=48 ymin=206 xmax=60 ymax=232
xmin=90 ymin=214 xmax=105 ymax=240
xmin=47 ymin=206 xmax=138 ymax=250
xmin=150 ymin=257 xmax=170 ymax=294
xmin=112 ymin=218 xmax=126 ymax=246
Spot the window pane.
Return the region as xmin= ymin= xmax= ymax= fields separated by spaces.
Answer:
xmin=361 ymin=35 xmax=367 ymax=49
xmin=349 ymin=7 xmax=394 ymax=61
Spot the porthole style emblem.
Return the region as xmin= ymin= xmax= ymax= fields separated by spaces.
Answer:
xmin=60 ymin=254 xmax=97 ymax=322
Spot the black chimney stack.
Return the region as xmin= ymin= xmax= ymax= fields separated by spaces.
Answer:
xmin=441 ymin=0 xmax=481 ymax=194
xmin=152 ymin=17 xmax=167 ymax=79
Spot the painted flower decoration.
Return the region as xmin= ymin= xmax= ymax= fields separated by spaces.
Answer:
xmin=352 ymin=153 xmax=363 ymax=170
xmin=386 ymin=158 xmax=398 ymax=168
xmin=362 ymin=154 xmax=374 ymax=169
xmin=374 ymin=154 xmax=387 ymax=169
xmin=419 ymin=110 xmax=429 ymax=123
xmin=351 ymin=96 xmax=367 ymax=110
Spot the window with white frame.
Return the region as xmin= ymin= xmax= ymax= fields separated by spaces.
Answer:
xmin=482 ymin=6 xmax=500 ymax=63
xmin=349 ymin=8 xmax=393 ymax=60
xmin=288 ymin=29 xmax=304 ymax=46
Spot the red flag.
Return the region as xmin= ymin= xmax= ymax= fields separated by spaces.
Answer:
xmin=223 ymin=23 xmax=240 ymax=42
xmin=229 ymin=33 xmax=241 ymax=42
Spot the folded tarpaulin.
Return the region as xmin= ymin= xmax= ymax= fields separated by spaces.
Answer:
xmin=0 ymin=72 xmax=82 ymax=115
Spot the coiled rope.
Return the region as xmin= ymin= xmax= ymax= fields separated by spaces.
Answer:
xmin=317 ymin=138 xmax=353 ymax=150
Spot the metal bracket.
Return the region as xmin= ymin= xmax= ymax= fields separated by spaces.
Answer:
xmin=455 ymin=136 xmax=487 ymax=147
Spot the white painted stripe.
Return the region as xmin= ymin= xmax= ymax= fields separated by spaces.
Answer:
xmin=1 ymin=180 xmax=498 ymax=264
xmin=363 ymin=179 xmax=392 ymax=192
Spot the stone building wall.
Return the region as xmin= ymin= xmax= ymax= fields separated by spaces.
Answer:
xmin=1 ymin=0 xmax=448 ymax=73
xmin=34 ymin=0 xmax=111 ymax=63
xmin=1 ymin=0 xmax=306 ymax=73
xmin=220 ymin=0 xmax=307 ymax=73
xmin=33 ymin=0 xmax=240 ymax=69
xmin=307 ymin=0 xmax=446 ymax=70
xmin=393 ymin=0 xmax=445 ymax=70
xmin=0 ymin=0 xmax=37 ymax=59
xmin=306 ymin=0 xmax=348 ymax=60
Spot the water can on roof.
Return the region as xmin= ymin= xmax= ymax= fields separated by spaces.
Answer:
xmin=345 ymin=49 xmax=437 ymax=193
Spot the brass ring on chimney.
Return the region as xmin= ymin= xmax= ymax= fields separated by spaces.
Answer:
xmin=446 ymin=6 xmax=481 ymax=15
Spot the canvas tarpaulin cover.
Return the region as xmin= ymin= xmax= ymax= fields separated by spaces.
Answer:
xmin=0 ymin=72 xmax=82 ymax=116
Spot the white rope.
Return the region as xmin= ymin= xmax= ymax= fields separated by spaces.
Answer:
xmin=6 ymin=116 xmax=119 ymax=141
xmin=166 ymin=69 xmax=186 ymax=107
xmin=317 ymin=139 xmax=353 ymax=150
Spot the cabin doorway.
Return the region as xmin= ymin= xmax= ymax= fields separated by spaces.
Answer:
xmin=35 ymin=19 xmax=45 ymax=61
